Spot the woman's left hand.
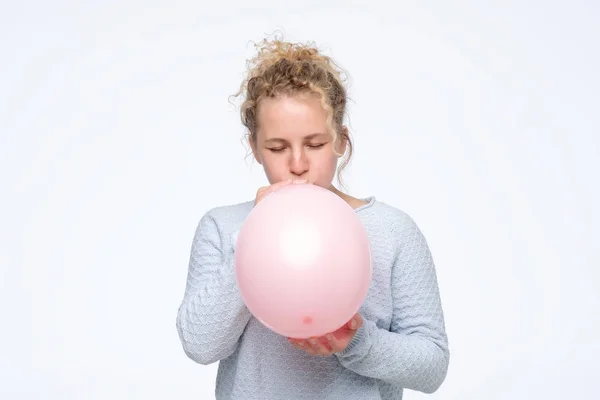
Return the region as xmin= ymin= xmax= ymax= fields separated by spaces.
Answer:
xmin=287 ymin=313 xmax=363 ymax=356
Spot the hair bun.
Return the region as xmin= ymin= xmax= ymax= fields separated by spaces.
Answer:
xmin=247 ymin=39 xmax=338 ymax=79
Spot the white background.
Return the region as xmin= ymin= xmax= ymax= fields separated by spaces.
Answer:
xmin=1 ymin=1 xmax=598 ymax=399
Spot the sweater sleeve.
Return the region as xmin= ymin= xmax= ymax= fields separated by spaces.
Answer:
xmin=176 ymin=211 xmax=252 ymax=365
xmin=334 ymin=214 xmax=450 ymax=394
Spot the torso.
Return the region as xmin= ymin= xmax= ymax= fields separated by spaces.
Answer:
xmin=211 ymin=197 xmax=406 ymax=399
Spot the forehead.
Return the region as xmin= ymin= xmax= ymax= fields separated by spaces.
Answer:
xmin=256 ymin=95 xmax=328 ymax=140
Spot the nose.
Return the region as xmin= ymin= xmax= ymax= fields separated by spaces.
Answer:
xmin=289 ymin=148 xmax=309 ymax=177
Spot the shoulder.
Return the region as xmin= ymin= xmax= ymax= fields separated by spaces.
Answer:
xmin=192 ymin=200 xmax=254 ymax=248
xmin=363 ymin=199 xmax=430 ymax=252
xmin=363 ymin=198 xmax=422 ymax=231
xmin=202 ymin=200 xmax=254 ymax=225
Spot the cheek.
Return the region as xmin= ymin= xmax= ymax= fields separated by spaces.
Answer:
xmin=311 ymin=152 xmax=339 ymax=185
xmin=261 ymin=156 xmax=287 ymax=182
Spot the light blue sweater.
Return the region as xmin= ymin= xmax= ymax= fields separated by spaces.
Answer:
xmin=176 ymin=196 xmax=449 ymax=399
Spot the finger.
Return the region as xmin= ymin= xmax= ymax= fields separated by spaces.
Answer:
xmin=346 ymin=313 xmax=361 ymax=330
xmin=255 ymin=186 xmax=269 ymax=199
xmin=287 ymin=339 xmax=305 ymax=351
xmin=255 ymin=180 xmax=293 ymax=205
xmin=288 ymin=338 xmax=314 ymax=353
xmin=287 ymin=337 xmax=301 ymax=345
xmin=324 ymin=333 xmax=344 ymax=353
xmin=308 ymin=337 xmax=332 ymax=356
xmin=303 ymin=341 xmax=317 ymax=356
xmin=307 ymin=338 xmax=323 ymax=355
xmin=348 ymin=318 xmax=357 ymax=330
xmin=261 ymin=179 xmax=293 ymax=197
xmin=319 ymin=336 xmax=333 ymax=351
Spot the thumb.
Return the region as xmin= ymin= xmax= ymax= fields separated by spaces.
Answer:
xmin=347 ymin=315 xmax=359 ymax=330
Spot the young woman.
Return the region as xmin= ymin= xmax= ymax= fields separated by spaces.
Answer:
xmin=176 ymin=38 xmax=449 ymax=400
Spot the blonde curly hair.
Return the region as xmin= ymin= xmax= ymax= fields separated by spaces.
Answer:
xmin=232 ymin=37 xmax=353 ymax=186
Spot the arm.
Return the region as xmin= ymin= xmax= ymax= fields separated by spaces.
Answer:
xmin=176 ymin=211 xmax=252 ymax=365
xmin=334 ymin=214 xmax=450 ymax=393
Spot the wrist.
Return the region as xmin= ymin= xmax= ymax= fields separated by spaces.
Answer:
xmin=335 ymin=321 xmax=369 ymax=357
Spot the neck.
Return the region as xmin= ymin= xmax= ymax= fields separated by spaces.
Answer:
xmin=328 ymin=184 xmax=344 ymax=197
xmin=328 ymin=184 xmax=369 ymax=209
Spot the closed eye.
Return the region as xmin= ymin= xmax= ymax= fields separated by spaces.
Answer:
xmin=267 ymin=144 xmax=325 ymax=153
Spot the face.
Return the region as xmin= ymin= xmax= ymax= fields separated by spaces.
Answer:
xmin=250 ymin=94 xmax=346 ymax=189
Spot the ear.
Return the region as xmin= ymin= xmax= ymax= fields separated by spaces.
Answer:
xmin=249 ymin=134 xmax=263 ymax=165
xmin=335 ymin=126 xmax=348 ymax=156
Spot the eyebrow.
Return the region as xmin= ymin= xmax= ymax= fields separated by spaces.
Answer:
xmin=264 ymin=133 xmax=328 ymax=143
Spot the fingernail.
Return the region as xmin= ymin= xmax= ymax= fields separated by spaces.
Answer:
xmin=309 ymin=338 xmax=317 ymax=345
xmin=351 ymin=319 xmax=357 ymax=329
xmin=298 ymin=341 xmax=304 ymax=346
xmin=326 ymin=334 xmax=333 ymax=341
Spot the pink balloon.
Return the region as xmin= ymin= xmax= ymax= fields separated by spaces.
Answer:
xmin=234 ymin=183 xmax=372 ymax=339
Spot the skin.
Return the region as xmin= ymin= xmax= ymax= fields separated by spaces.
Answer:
xmin=250 ymin=93 xmax=367 ymax=356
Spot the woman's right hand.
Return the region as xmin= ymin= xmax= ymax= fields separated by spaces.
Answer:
xmin=254 ymin=179 xmax=308 ymax=206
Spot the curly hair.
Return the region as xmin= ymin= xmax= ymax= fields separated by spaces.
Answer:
xmin=231 ymin=37 xmax=353 ymax=187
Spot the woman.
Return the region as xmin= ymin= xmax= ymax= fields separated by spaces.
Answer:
xmin=176 ymin=37 xmax=450 ymax=400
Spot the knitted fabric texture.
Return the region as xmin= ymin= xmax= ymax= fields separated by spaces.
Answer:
xmin=176 ymin=197 xmax=449 ymax=399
